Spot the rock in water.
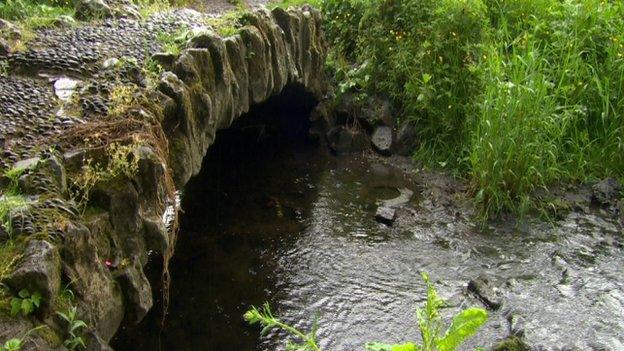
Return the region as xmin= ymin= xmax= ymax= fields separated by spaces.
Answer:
xmin=375 ymin=206 xmax=396 ymax=225
xmin=371 ymin=125 xmax=393 ymax=156
xmin=592 ymin=178 xmax=621 ymax=207
xmin=468 ymin=275 xmax=502 ymax=310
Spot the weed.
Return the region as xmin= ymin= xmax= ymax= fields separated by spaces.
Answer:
xmin=366 ymin=273 xmax=487 ymax=351
xmin=71 ymin=142 xmax=139 ymax=213
xmin=1 ymin=338 xmax=23 ymax=351
xmin=108 ymin=84 xmax=141 ymax=117
xmin=0 ymin=195 xmax=29 ymax=240
xmin=244 ymin=303 xmax=321 ymax=351
xmin=269 ymin=0 xmax=323 ymax=9
xmin=0 ymin=60 xmax=9 ymax=77
xmin=245 ymin=273 xmax=487 ymax=351
xmin=142 ymin=57 xmax=164 ymax=85
xmin=133 ymin=0 xmax=170 ymax=18
xmin=156 ymin=27 xmax=191 ymax=55
xmin=0 ymin=325 xmax=47 ymax=351
xmin=57 ymin=305 xmax=87 ymax=350
xmin=204 ymin=8 xmax=250 ymax=37
xmin=10 ymin=289 xmax=41 ymax=317
xmin=4 ymin=166 xmax=28 ymax=195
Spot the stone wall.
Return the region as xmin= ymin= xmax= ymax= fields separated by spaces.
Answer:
xmin=0 ymin=6 xmax=326 ymax=350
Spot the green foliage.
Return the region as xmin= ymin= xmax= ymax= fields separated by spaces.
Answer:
xmin=244 ymin=303 xmax=321 ymax=351
xmin=366 ymin=273 xmax=487 ymax=351
xmin=322 ymin=0 xmax=624 ymax=217
xmin=71 ymin=142 xmax=139 ymax=213
xmin=245 ymin=274 xmax=486 ymax=351
xmin=134 ymin=0 xmax=170 ymax=18
xmin=0 ymin=0 xmax=74 ymax=27
xmin=0 ymin=195 xmax=29 ymax=240
xmin=57 ymin=306 xmax=87 ymax=350
xmin=0 ymin=60 xmax=9 ymax=77
xmin=204 ymin=8 xmax=250 ymax=37
xmin=0 ymin=326 xmax=49 ymax=351
xmin=156 ymin=27 xmax=191 ymax=55
xmin=269 ymin=0 xmax=323 ymax=9
xmin=1 ymin=338 xmax=23 ymax=351
xmin=9 ymin=289 xmax=41 ymax=317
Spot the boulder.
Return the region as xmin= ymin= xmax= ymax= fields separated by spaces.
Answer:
xmin=371 ymin=125 xmax=393 ymax=156
xmin=113 ymin=5 xmax=142 ymax=20
xmin=591 ymin=178 xmax=621 ymax=207
xmin=467 ymin=275 xmax=502 ymax=310
xmin=52 ymin=15 xmax=76 ymax=28
xmin=85 ymin=331 xmax=114 ymax=351
xmin=2 ymin=240 xmax=61 ymax=310
xmin=375 ymin=206 xmax=396 ymax=225
xmin=75 ymin=0 xmax=113 ymax=21
xmin=62 ymin=223 xmax=124 ymax=340
xmin=114 ymin=259 xmax=152 ymax=324
xmin=151 ymin=52 xmax=177 ymax=69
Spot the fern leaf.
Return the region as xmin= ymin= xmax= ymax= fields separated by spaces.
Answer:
xmin=437 ymin=308 xmax=488 ymax=351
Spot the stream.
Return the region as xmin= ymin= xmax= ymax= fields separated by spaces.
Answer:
xmin=112 ymin=108 xmax=624 ymax=350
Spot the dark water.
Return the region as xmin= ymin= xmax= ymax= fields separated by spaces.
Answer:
xmin=113 ymin=106 xmax=624 ymax=350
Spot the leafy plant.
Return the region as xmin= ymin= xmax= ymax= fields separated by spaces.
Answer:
xmin=0 ymin=0 xmax=74 ymax=28
xmin=0 ymin=326 xmax=47 ymax=351
xmin=10 ymin=289 xmax=41 ymax=317
xmin=244 ymin=302 xmax=321 ymax=351
xmin=0 ymin=195 xmax=29 ymax=240
xmin=156 ymin=27 xmax=191 ymax=55
xmin=57 ymin=306 xmax=87 ymax=350
xmin=71 ymin=142 xmax=139 ymax=213
xmin=245 ymin=274 xmax=486 ymax=351
xmin=1 ymin=338 xmax=23 ymax=351
xmin=365 ymin=273 xmax=487 ymax=351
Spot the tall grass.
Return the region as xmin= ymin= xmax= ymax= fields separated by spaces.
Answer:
xmin=322 ymin=0 xmax=624 ymax=218
xmin=0 ymin=0 xmax=74 ymax=27
xmin=471 ymin=0 xmax=624 ymax=217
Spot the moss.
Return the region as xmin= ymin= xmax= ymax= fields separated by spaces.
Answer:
xmin=0 ymin=288 xmax=12 ymax=317
xmin=35 ymin=325 xmax=63 ymax=347
xmin=204 ymin=9 xmax=249 ymax=37
xmin=493 ymin=337 xmax=531 ymax=351
xmin=0 ymin=237 xmax=27 ymax=279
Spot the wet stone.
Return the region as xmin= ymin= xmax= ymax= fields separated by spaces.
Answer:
xmin=375 ymin=205 xmax=396 ymax=225
xmin=467 ymin=275 xmax=503 ymax=310
xmin=592 ymin=178 xmax=621 ymax=207
xmin=371 ymin=125 xmax=392 ymax=156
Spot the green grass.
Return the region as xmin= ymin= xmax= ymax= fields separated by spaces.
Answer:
xmin=269 ymin=0 xmax=323 ymax=9
xmin=0 ymin=0 xmax=74 ymax=27
xmin=321 ymin=0 xmax=624 ymax=218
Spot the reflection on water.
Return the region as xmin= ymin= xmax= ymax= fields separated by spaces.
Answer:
xmin=113 ymin=116 xmax=624 ymax=350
